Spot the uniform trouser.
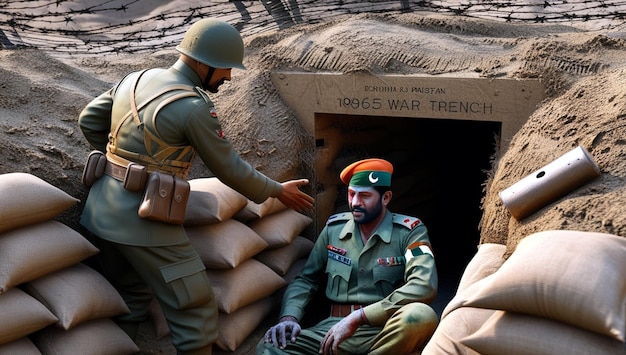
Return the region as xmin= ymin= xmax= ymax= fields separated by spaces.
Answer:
xmin=257 ymin=303 xmax=439 ymax=355
xmin=94 ymin=237 xmax=216 ymax=355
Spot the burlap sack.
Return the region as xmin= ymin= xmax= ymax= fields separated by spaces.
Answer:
xmin=422 ymin=307 xmax=495 ymax=355
xmin=0 ymin=287 xmax=57 ymax=345
xmin=0 ymin=221 xmax=99 ymax=293
xmin=232 ymin=197 xmax=287 ymax=223
xmin=215 ymin=297 xmax=275 ymax=352
xmin=0 ymin=173 xmax=79 ymax=234
xmin=0 ymin=337 xmax=42 ymax=354
xmin=461 ymin=311 xmax=625 ymax=355
xmin=458 ymin=230 xmax=626 ymax=341
xmin=248 ymin=209 xmax=312 ymax=249
xmin=31 ymin=318 xmax=139 ymax=355
xmin=206 ymin=258 xmax=286 ymax=314
xmin=456 ymin=243 xmax=506 ymax=294
xmin=186 ymin=219 xmax=268 ymax=269
xmin=22 ymin=263 xmax=129 ymax=330
xmin=255 ymin=236 xmax=314 ymax=276
xmin=184 ymin=177 xmax=248 ymax=225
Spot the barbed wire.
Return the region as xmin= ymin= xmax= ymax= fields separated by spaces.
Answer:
xmin=0 ymin=0 xmax=624 ymax=56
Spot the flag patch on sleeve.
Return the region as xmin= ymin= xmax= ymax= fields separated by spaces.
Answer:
xmin=405 ymin=241 xmax=433 ymax=261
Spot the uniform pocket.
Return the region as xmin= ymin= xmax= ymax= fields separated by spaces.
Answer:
xmin=325 ymin=258 xmax=352 ymax=301
xmin=160 ymin=256 xmax=213 ymax=310
xmin=373 ymin=265 xmax=404 ymax=295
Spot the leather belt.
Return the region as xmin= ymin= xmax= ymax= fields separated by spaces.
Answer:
xmin=330 ymin=304 xmax=363 ymax=317
xmin=104 ymin=160 xmax=127 ymax=182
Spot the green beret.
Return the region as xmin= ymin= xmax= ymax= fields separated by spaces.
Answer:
xmin=340 ymin=158 xmax=393 ymax=187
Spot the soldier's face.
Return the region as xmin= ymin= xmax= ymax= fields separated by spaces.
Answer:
xmin=347 ymin=186 xmax=383 ymax=225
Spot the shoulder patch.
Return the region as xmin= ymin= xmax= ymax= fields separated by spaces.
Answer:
xmin=392 ymin=213 xmax=422 ymax=230
xmin=326 ymin=212 xmax=352 ymax=225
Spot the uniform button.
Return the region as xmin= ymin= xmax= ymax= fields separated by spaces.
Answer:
xmin=359 ymin=268 xmax=365 ymax=274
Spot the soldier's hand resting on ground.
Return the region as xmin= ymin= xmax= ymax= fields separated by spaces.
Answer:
xmin=264 ymin=316 xmax=302 ymax=349
xmin=278 ymin=179 xmax=315 ymax=212
xmin=319 ymin=310 xmax=364 ymax=355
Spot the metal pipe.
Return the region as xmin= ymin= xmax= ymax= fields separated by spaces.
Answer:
xmin=499 ymin=146 xmax=601 ymax=220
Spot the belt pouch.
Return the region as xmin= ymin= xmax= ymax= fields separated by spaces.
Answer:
xmin=81 ymin=150 xmax=106 ymax=187
xmin=123 ymin=162 xmax=148 ymax=192
xmin=138 ymin=171 xmax=190 ymax=224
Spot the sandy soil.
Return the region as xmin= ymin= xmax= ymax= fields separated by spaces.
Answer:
xmin=1 ymin=8 xmax=625 ymax=354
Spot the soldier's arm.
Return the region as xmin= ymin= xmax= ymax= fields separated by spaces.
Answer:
xmin=78 ymin=89 xmax=115 ymax=152
xmin=183 ymin=101 xmax=283 ymax=203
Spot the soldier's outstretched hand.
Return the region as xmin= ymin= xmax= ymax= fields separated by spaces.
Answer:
xmin=278 ymin=179 xmax=315 ymax=212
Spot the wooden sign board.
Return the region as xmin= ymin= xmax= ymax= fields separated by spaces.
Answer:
xmin=271 ymin=72 xmax=545 ymax=151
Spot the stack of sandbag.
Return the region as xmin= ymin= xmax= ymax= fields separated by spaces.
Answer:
xmin=423 ymin=230 xmax=626 ymax=355
xmin=150 ymin=177 xmax=314 ymax=352
xmin=0 ymin=173 xmax=138 ymax=355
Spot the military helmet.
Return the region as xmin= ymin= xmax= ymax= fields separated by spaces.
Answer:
xmin=176 ymin=19 xmax=246 ymax=70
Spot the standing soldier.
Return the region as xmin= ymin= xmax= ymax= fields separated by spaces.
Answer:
xmin=78 ymin=18 xmax=314 ymax=355
xmin=259 ymin=158 xmax=438 ymax=355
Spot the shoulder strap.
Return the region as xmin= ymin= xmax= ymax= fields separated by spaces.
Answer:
xmin=110 ymin=70 xmax=193 ymax=152
xmin=108 ymin=69 xmax=199 ymax=176
xmin=143 ymin=90 xmax=199 ymax=162
xmin=108 ymin=69 xmax=149 ymax=155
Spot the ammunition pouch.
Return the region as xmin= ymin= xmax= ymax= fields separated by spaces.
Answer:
xmin=81 ymin=150 xmax=106 ymax=187
xmin=101 ymin=158 xmax=148 ymax=193
xmin=123 ymin=163 xmax=148 ymax=192
xmin=138 ymin=171 xmax=190 ymax=225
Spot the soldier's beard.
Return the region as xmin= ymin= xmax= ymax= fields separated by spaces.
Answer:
xmin=351 ymin=198 xmax=383 ymax=225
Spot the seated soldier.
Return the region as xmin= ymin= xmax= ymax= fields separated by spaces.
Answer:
xmin=258 ymin=158 xmax=439 ymax=355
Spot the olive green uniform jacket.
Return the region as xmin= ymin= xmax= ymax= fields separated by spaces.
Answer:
xmin=280 ymin=210 xmax=437 ymax=326
xmin=79 ymin=59 xmax=282 ymax=246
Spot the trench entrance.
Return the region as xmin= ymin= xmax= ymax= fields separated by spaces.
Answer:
xmin=314 ymin=113 xmax=500 ymax=281
xmin=272 ymin=72 xmax=544 ymax=311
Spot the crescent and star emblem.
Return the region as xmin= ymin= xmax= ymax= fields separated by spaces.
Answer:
xmin=368 ymin=172 xmax=379 ymax=184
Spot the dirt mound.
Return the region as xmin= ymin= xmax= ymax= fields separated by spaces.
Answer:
xmin=481 ymin=67 xmax=626 ymax=255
